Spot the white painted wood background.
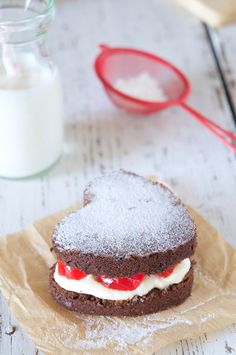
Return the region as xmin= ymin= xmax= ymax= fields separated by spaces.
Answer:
xmin=1 ymin=0 xmax=236 ymax=354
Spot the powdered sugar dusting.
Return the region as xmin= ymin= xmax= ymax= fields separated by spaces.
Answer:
xmin=114 ymin=71 xmax=168 ymax=102
xmin=75 ymin=314 xmax=193 ymax=353
xmin=52 ymin=171 xmax=196 ymax=257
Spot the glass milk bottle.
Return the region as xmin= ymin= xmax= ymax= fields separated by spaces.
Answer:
xmin=0 ymin=0 xmax=64 ymax=178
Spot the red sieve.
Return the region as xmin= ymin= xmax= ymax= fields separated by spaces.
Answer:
xmin=95 ymin=45 xmax=236 ymax=153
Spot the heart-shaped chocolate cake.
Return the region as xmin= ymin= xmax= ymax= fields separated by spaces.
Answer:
xmin=49 ymin=171 xmax=197 ymax=316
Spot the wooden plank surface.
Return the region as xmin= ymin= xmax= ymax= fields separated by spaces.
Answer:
xmin=1 ymin=0 xmax=236 ymax=354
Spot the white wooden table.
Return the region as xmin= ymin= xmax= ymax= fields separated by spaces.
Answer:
xmin=1 ymin=0 xmax=236 ymax=354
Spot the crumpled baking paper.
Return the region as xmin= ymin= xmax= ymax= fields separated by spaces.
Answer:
xmin=0 ymin=201 xmax=236 ymax=354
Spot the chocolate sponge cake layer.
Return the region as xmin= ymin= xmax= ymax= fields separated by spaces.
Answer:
xmin=52 ymin=171 xmax=197 ymax=277
xmin=49 ymin=264 xmax=194 ymax=317
xmin=53 ymin=239 xmax=196 ymax=278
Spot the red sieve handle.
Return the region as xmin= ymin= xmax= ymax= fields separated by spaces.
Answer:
xmin=99 ymin=44 xmax=111 ymax=51
xmin=181 ymin=102 xmax=236 ymax=153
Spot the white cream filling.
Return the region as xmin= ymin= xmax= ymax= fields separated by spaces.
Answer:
xmin=54 ymin=258 xmax=191 ymax=301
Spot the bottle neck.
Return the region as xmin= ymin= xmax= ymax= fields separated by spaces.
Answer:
xmin=0 ymin=36 xmax=54 ymax=79
xmin=1 ymin=36 xmax=49 ymax=62
xmin=0 ymin=1 xmax=55 ymax=78
xmin=0 ymin=0 xmax=55 ymax=45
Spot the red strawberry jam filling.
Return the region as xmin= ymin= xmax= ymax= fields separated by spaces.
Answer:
xmin=58 ymin=261 xmax=177 ymax=291
xmin=58 ymin=261 xmax=87 ymax=280
xmin=157 ymin=264 xmax=176 ymax=278
xmin=96 ymin=273 xmax=145 ymax=291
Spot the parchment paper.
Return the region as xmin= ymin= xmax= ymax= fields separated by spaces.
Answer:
xmin=176 ymin=0 xmax=236 ymax=27
xmin=0 ymin=203 xmax=236 ymax=354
